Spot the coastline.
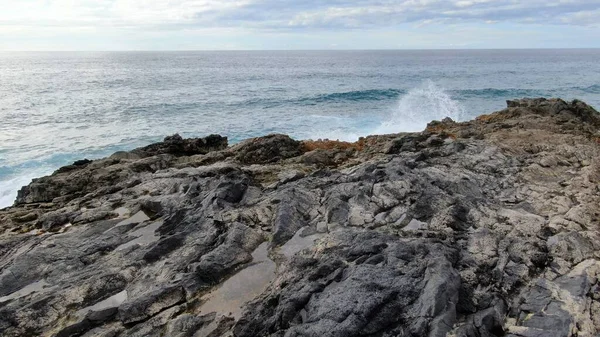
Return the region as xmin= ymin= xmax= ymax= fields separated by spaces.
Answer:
xmin=3 ymin=49 xmax=600 ymax=212
xmin=1 ymin=98 xmax=599 ymax=336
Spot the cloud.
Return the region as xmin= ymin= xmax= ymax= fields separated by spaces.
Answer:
xmin=1 ymin=0 xmax=599 ymax=31
xmin=0 ymin=0 xmax=598 ymax=50
xmin=560 ymin=8 xmax=600 ymax=25
xmin=280 ymin=0 xmax=600 ymax=29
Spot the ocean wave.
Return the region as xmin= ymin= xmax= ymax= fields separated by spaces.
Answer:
xmin=237 ymin=89 xmax=405 ymax=108
xmin=454 ymin=88 xmax=548 ymax=99
xmin=573 ymin=84 xmax=600 ymax=94
xmin=303 ymin=89 xmax=405 ymax=103
xmin=241 ymin=85 xmax=600 ymax=108
xmin=453 ymin=85 xmax=600 ymax=98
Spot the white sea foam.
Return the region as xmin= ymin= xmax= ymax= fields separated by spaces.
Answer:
xmin=374 ymin=80 xmax=464 ymax=135
xmin=308 ymin=127 xmax=364 ymax=142
xmin=307 ymin=81 xmax=464 ymax=142
xmin=0 ymin=170 xmax=52 ymax=209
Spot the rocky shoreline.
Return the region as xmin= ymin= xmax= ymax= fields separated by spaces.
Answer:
xmin=1 ymin=98 xmax=599 ymax=337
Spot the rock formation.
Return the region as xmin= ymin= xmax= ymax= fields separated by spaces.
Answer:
xmin=0 ymin=98 xmax=599 ymax=337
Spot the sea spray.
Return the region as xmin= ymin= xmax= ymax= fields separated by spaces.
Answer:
xmin=0 ymin=170 xmax=51 ymax=208
xmin=307 ymin=81 xmax=464 ymax=141
xmin=375 ymin=81 xmax=464 ymax=135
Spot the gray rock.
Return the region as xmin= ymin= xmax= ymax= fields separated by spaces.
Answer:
xmin=118 ymin=286 xmax=184 ymax=324
xmin=1 ymin=98 xmax=599 ymax=337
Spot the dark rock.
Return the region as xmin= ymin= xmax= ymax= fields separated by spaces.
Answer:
xmin=164 ymin=313 xmax=210 ymax=337
xmin=385 ymin=134 xmax=428 ymax=154
xmin=1 ymin=98 xmax=600 ymax=337
xmin=81 ymin=274 xmax=128 ymax=307
xmin=54 ymin=320 xmax=94 ymax=337
xmin=118 ymin=286 xmax=184 ymax=324
xmin=235 ymin=234 xmax=461 ymax=337
xmin=231 ymin=134 xmax=302 ymax=164
xmin=271 ymin=187 xmax=316 ymax=245
xmin=188 ymin=223 xmax=261 ymax=284
xmin=132 ymin=134 xmax=228 ymax=158
xmin=73 ymin=159 xmax=93 ymax=166
xmin=87 ymin=307 xmax=118 ymax=323
xmin=54 ymin=159 xmax=94 ymax=174
xmin=143 ymin=234 xmax=186 ymax=262
xmin=300 ymin=149 xmax=337 ymax=166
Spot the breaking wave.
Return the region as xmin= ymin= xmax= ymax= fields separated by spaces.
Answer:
xmin=304 ymin=89 xmax=404 ymax=103
xmin=375 ymin=81 xmax=464 ymax=134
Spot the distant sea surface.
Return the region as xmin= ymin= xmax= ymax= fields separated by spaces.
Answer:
xmin=1 ymin=49 xmax=600 ymax=208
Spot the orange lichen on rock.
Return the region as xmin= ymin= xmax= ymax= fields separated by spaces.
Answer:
xmin=425 ymin=123 xmax=452 ymax=134
xmin=475 ymin=113 xmax=496 ymax=122
xmin=424 ymin=123 xmax=458 ymax=140
xmin=476 ymin=109 xmax=523 ymax=124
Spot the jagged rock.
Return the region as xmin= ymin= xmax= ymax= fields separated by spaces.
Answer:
xmin=1 ymin=98 xmax=599 ymax=337
xmin=164 ymin=313 xmax=211 ymax=337
xmin=230 ymin=134 xmax=302 ymax=164
xmin=118 ymin=286 xmax=185 ymax=324
xmin=54 ymin=159 xmax=93 ymax=174
xmin=14 ymin=134 xmax=227 ymax=206
xmin=132 ymin=134 xmax=228 ymax=158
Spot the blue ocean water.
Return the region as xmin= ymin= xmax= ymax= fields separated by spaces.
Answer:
xmin=1 ymin=49 xmax=600 ymax=208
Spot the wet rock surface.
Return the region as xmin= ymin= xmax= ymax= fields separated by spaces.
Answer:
xmin=0 ymin=98 xmax=599 ymax=337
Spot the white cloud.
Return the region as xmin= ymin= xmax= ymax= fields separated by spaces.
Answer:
xmin=0 ymin=0 xmax=598 ymax=49
xmin=454 ymin=0 xmax=496 ymax=8
xmin=281 ymin=0 xmax=600 ymax=29
xmin=0 ymin=0 xmax=598 ymax=30
xmin=560 ymin=8 xmax=600 ymax=25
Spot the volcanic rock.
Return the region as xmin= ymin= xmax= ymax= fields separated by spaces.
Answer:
xmin=0 ymin=98 xmax=599 ymax=337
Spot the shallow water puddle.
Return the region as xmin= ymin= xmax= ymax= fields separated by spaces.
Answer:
xmin=279 ymin=227 xmax=324 ymax=259
xmin=404 ymin=218 xmax=428 ymax=230
xmin=114 ymin=207 xmax=130 ymax=218
xmin=103 ymin=210 xmax=150 ymax=236
xmin=0 ymin=280 xmax=55 ymax=303
xmin=115 ymin=210 xmax=149 ymax=227
xmin=196 ymin=229 xmax=324 ymax=335
xmin=115 ymin=220 xmax=163 ymax=251
xmin=198 ymin=242 xmax=276 ymax=320
xmin=76 ymin=290 xmax=128 ymax=318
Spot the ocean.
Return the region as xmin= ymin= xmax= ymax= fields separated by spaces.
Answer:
xmin=1 ymin=49 xmax=599 ymax=208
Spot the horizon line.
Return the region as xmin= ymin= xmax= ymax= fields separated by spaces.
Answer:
xmin=1 ymin=47 xmax=599 ymax=53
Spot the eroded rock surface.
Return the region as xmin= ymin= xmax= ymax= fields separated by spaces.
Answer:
xmin=1 ymin=98 xmax=599 ymax=337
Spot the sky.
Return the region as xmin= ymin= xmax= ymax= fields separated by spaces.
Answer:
xmin=0 ymin=0 xmax=599 ymax=50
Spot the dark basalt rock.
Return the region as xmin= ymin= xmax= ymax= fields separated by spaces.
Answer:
xmin=14 ymin=134 xmax=228 ymax=205
xmin=54 ymin=159 xmax=93 ymax=174
xmin=118 ymin=286 xmax=185 ymax=324
xmin=1 ymin=98 xmax=599 ymax=337
xmin=131 ymin=133 xmax=228 ymax=158
xmin=231 ymin=133 xmax=303 ymax=164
